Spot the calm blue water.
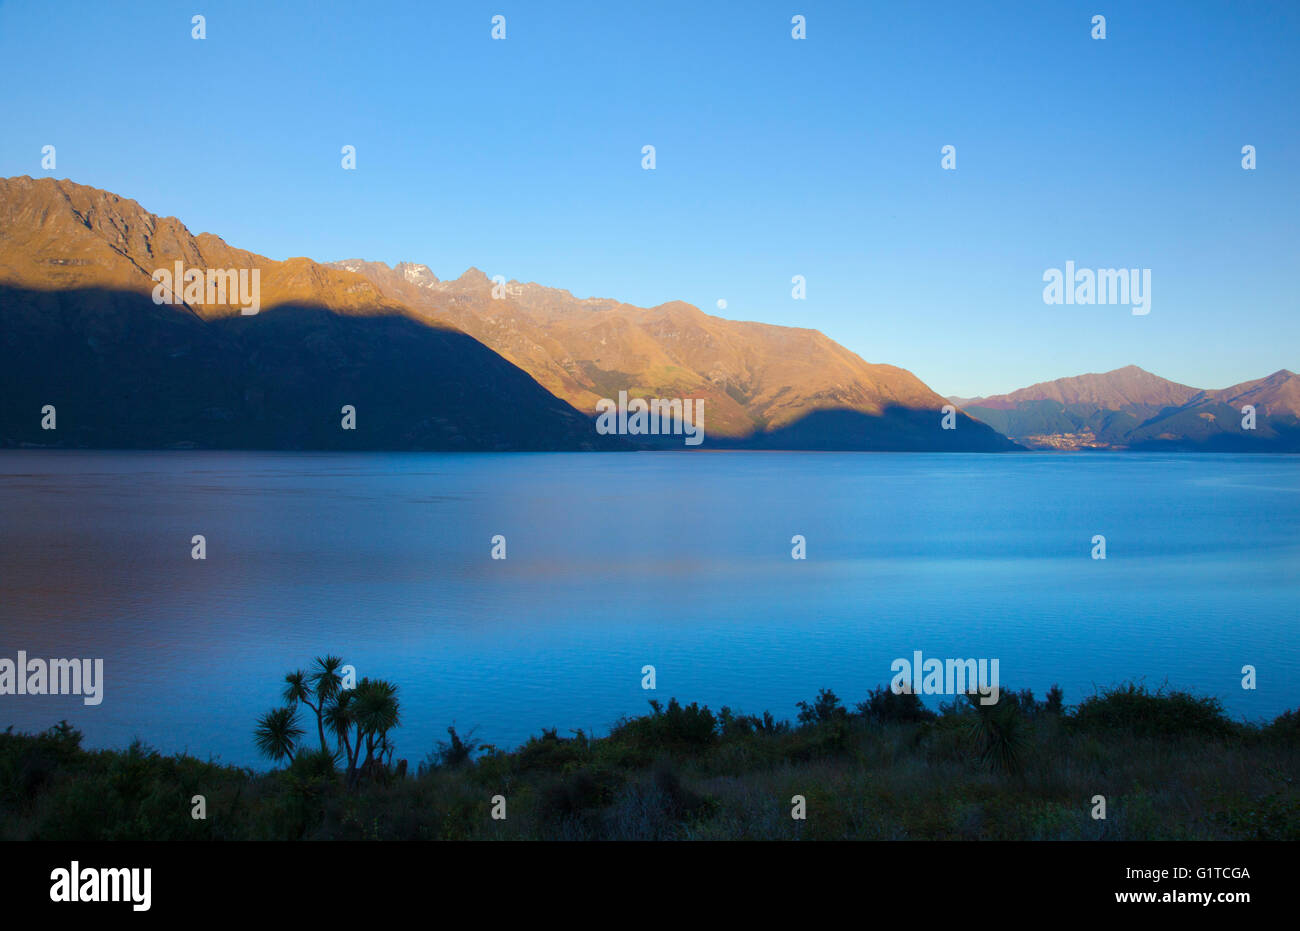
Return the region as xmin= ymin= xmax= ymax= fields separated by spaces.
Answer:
xmin=0 ymin=451 xmax=1296 ymax=768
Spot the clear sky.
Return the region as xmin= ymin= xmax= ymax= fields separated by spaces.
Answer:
xmin=1 ymin=0 xmax=1296 ymax=397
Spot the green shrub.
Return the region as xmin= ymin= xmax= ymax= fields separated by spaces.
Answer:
xmin=427 ymin=726 xmax=482 ymax=769
xmin=1265 ymin=708 xmax=1300 ymax=744
xmin=1044 ymin=684 xmax=1065 ymax=715
xmin=857 ymin=686 xmax=937 ymax=724
xmin=718 ymin=707 xmax=787 ymax=738
xmin=512 ymin=727 xmax=589 ymax=774
xmin=538 ymin=765 xmax=623 ymax=823
xmin=1072 ymin=683 xmax=1235 ymax=739
xmin=609 ymin=698 xmax=717 ymax=755
xmin=797 ymin=689 xmax=847 ymax=726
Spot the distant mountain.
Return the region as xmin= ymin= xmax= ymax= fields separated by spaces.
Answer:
xmin=955 ymin=366 xmax=1201 ymax=411
xmin=0 ymin=176 xmax=621 ymax=450
xmin=1125 ymin=369 xmax=1300 ymax=450
xmin=327 ymin=260 xmax=1017 ymax=451
xmin=953 ymin=365 xmax=1300 ymax=450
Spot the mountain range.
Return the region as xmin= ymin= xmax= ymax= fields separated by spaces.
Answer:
xmin=0 ymin=176 xmax=1293 ymax=452
xmin=321 ymin=259 xmax=1014 ymax=450
xmin=951 ymin=365 xmax=1300 ymax=451
xmin=0 ymin=176 xmax=622 ymax=450
xmin=0 ymin=176 xmax=1011 ymax=451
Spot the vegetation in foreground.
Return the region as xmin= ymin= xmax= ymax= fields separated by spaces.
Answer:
xmin=3 ymin=663 xmax=1298 ymax=840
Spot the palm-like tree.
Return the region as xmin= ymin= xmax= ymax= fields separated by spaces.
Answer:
xmin=325 ymin=688 xmax=358 ymax=774
xmin=260 ymin=657 xmax=401 ymax=787
xmin=351 ymin=678 xmax=400 ymax=783
xmin=310 ymin=655 xmax=344 ymax=707
xmin=285 ymin=657 xmax=346 ymax=755
xmin=967 ymin=692 xmax=1024 ymax=774
xmin=253 ymin=706 xmax=304 ymax=765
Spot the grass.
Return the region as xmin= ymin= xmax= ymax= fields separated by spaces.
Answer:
xmin=2 ymin=683 xmax=1297 ymax=841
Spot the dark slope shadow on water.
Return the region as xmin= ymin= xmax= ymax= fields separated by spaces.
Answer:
xmin=0 ymin=285 xmax=628 ymax=451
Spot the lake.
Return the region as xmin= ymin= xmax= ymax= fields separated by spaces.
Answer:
xmin=1 ymin=450 xmax=1296 ymax=768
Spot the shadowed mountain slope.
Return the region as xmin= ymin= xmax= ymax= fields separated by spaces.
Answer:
xmin=0 ymin=177 xmax=621 ymax=450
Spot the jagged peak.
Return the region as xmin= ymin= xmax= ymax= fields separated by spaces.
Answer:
xmin=394 ymin=262 xmax=439 ymax=285
xmin=458 ymin=266 xmax=490 ymax=283
xmin=331 ymin=258 xmax=391 ymax=272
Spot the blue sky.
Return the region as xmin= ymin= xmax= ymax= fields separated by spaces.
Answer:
xmin=1 ymin=0 xmax=1296 ymax=397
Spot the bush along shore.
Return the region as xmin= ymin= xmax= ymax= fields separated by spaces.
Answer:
xmin=2 ymin=656 xmax=1297 ymax=840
